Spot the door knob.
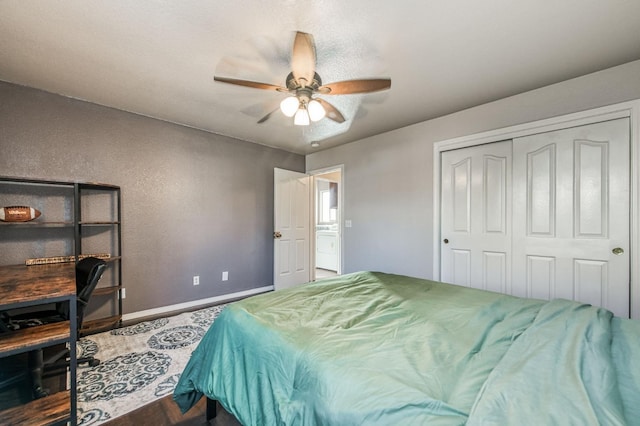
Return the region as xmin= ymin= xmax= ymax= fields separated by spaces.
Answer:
xmin=612 ymin=247 xmax=624 ymax=255
xmin=443 ymin=238 xmax=449 ymax=244
xmin=273 ymin=231 xmax=282 ymax=239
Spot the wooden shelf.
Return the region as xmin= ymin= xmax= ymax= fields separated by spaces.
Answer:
xmin=0 ymin=321 xmax=71 ymax=357
xmin=0 ymin=221 xmax=74 ymax=228
xmin=78 ymin=182 xmax=120 ymax=190
xmin=0 ymin=389 xmax=70 ymax=426
xmin=78 ymin=221 xmax=121 ymax=226
xmin=93 ymin=285 xmax=122 ymax=297
xmin=81 ymin=315 xmax=122 ymax=335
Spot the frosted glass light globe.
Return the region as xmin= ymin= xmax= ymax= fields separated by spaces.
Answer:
xmin=280 ymin=97 xmax=300 ymax=117
xmin=308 ymin=99 xmax=326 ymax=121
xmin=294 ymin=108 xmax=310 ymax=126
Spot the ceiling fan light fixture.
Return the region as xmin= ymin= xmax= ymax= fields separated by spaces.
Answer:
xmin=280 ymin=96 xmax=300 ymax=117
xmin=307 ymin=99 xmax=326 ymax=122
xmin=213 ymin=32 xmax=391 ymax=126
xmin=294 ymin=108 xmax=310 ymax=126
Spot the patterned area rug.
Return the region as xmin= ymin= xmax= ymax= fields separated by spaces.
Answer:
xmin=75 ymin=304 xmax=227 ymax=426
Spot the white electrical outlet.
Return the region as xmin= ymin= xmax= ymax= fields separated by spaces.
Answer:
xmin=121 ymin=288 xmax=126 ymax=299
xmin=222 ymin=271 xmax=228 ymax=281
xmin=193 ymin=275 xmax=200 ymax=286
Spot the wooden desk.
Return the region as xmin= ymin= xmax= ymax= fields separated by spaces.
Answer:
xmin=0 ymin=263 xmax=75 ymax=308
xmin=0 ymin=263 xmax=77 ymax=426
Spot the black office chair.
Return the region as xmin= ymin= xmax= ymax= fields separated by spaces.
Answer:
xmin=0 ymin=257 xmax=107 ymax=398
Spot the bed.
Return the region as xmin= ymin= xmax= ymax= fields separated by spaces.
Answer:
xmin=173 ymin=271 xmax=640 ymax=425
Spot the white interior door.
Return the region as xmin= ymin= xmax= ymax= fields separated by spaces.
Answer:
xmin=440 ymin=140 xmax=512 ymax=291
xmin=274 ymin=168 xmax=311 ymax=290
xmin=512 ymin=118 xmax=630 ymax=317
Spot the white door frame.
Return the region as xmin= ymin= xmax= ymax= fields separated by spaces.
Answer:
xmin=308 ymin=164 xmax=345 ymax=278
xmin=432 ymin=100 xmax=640 ymax=319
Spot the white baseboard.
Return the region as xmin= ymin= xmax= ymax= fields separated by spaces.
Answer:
xmin=122 ymin=285 xmax=274 ymax=322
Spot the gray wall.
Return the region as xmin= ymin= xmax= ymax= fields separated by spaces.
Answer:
xmin=307 ymin=59 xmax=640 ymax=280
xmin=0 ymin=81 xmax=304 ymax=316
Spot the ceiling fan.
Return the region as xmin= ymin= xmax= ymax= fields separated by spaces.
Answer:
xmin=214 ymin=31 xmax=391 ymax=126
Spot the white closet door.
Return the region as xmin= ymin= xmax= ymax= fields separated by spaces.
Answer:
xmin=441 ymin=140 xmax=512 ymax=292
xmin=512 ymin=118 xmax=629 ymax=317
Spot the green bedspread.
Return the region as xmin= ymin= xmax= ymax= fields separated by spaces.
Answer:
xmin=173 ymin=271 xmax=640 ymax=425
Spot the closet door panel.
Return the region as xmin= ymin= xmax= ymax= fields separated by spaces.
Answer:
xmin=526 ymin=255 xmax=556 ymax=300
xmin=574 ymin=140 xmax=608 ymax=238
xmin=527 ymin=144 xmax=556 ymax=237
xmin=512 ymin=118 xmax=629 ymax=317
xmin=441 ymin=141 xmax=512 ymax=291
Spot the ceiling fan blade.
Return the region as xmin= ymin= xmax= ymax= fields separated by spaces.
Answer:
xmin=315 ymin=98 xmax=345 ymax=123
xmin=319 ymin=78 xmax=391 ymax=95
xmin=291 ymin=32 xmax=316 ymax=87
xmin=257 ymin=107 xmax=280 ymax=124
xmin=214 ymin=76 xmax=287 ymax=91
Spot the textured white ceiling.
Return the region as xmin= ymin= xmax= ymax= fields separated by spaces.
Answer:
xmin=1 ymin=1 xmax=640 ymax=154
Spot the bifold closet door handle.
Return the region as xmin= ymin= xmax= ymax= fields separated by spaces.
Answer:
xmin=443 ymin=239 xmax=449 ymax=244
xmin=612 ymin=247 xmax=624 ymax=255
xmin=274 ymin=231 xmax=282 ymax=239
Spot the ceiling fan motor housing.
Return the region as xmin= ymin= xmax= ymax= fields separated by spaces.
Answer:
xmin=286 ymin=71 xmax=323 ymax=91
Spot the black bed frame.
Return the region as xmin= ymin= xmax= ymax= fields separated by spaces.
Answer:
xmin=206 ymin=397 xmax=217 ymax=421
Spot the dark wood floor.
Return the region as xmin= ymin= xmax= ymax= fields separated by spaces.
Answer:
xmin=103 ymin=395 xmax=242 ymax=426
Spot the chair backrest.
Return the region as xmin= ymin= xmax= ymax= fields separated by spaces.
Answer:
xmin=76 ymin=257 xmax=107 ymax=306
xmin=58 ymin=257 xmax=107 ymax=329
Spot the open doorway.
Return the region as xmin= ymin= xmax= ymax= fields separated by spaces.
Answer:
xmin=311 ymin=166 xmax=343 ymax=280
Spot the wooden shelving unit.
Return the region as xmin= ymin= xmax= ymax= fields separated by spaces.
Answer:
xmin=0 ymin=176 xmax=123 ymax=334
xmin=0 ymin=176 xmax=123 ymax=424
xmin=75 ymin=182 xmax=122 ymax=335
